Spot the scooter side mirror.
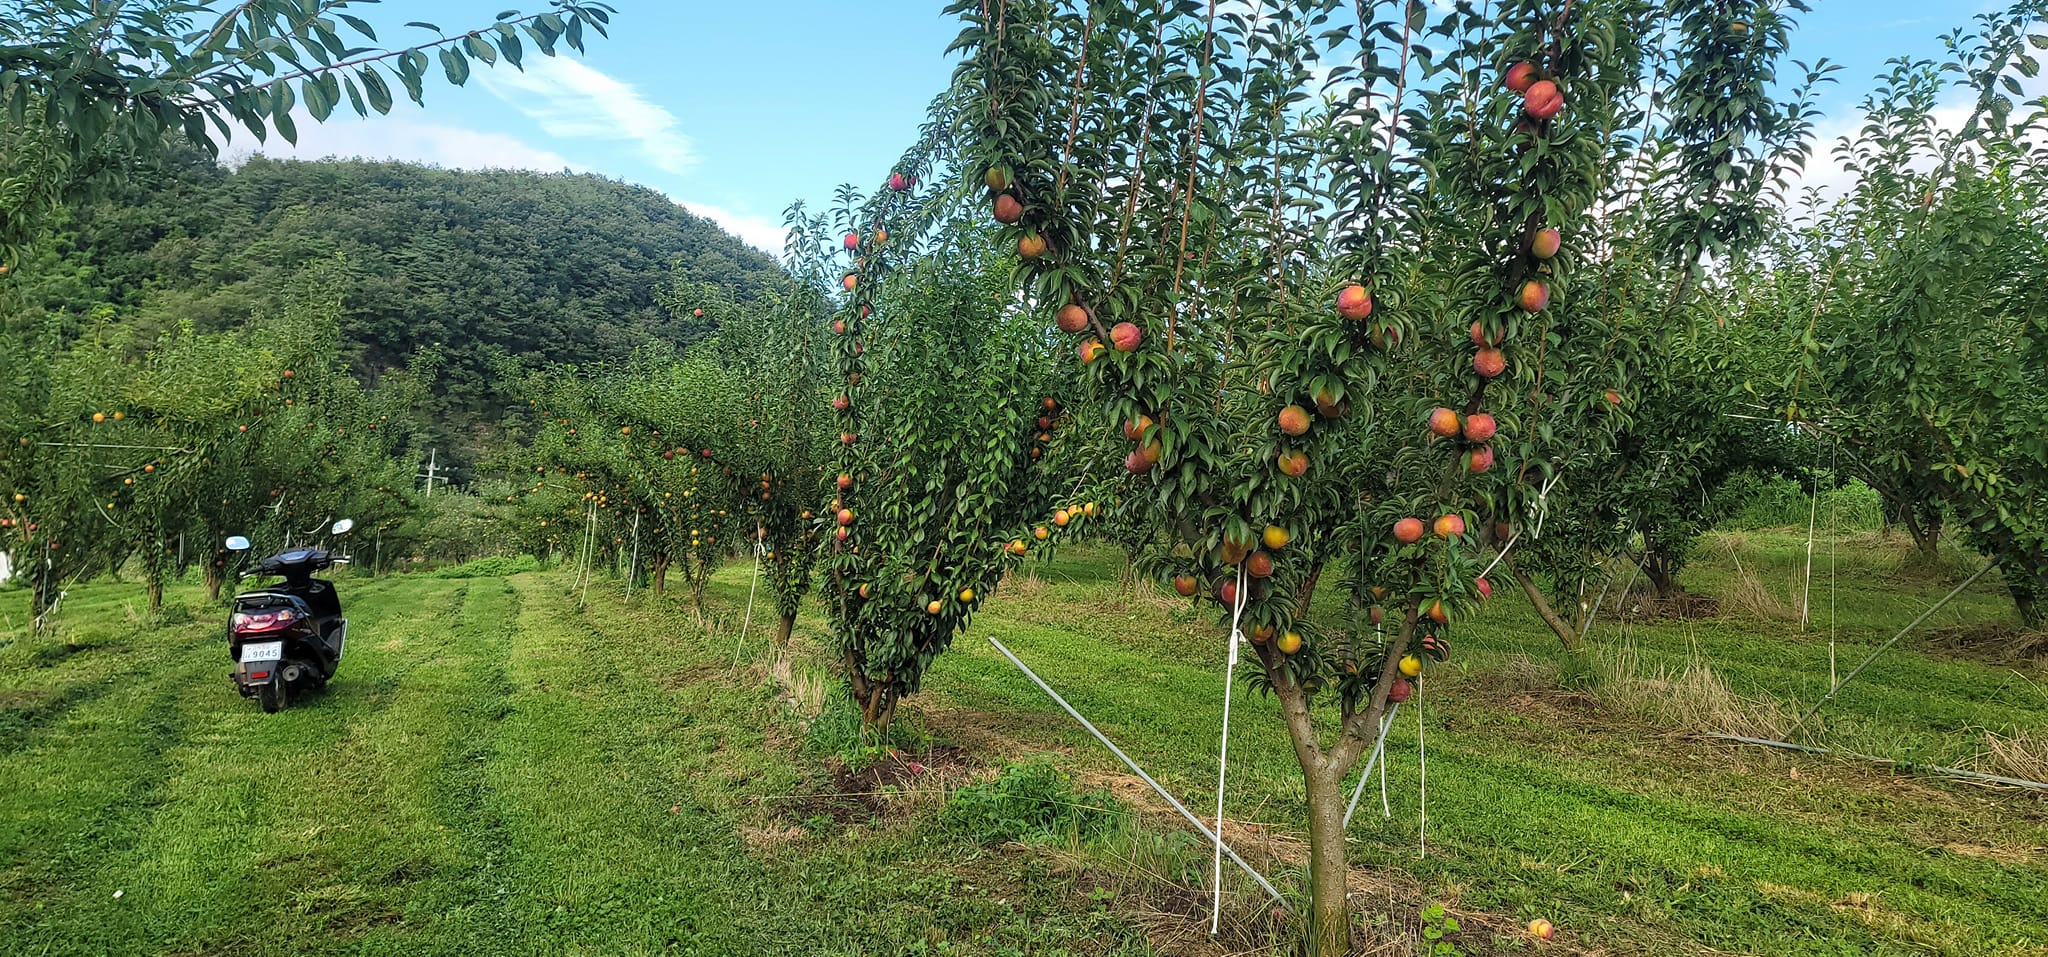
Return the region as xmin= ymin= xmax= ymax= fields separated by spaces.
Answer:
xmin=330 ymin=519 xmax=355 ymax=536
xmin=225 ymin=536 xmax=252 ymax=552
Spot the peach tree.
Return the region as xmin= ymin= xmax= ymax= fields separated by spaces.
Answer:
xmin=1741 ymin=7 xmax=2048 ymax=625
xmin=811 ymin=166 xmax=1088 ymax=729
xmin=940 ymin=0 xmax=1774 ymax=948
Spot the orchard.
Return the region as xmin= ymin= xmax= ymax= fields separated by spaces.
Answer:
xmin=2 ymin=2 xmax=2045 ymax=955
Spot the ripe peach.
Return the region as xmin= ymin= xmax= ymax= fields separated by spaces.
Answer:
xmin=1517 ymin=279 xmax=1550 ymax=312
xmin=832 ymin=319 xmax=846 ymax=334
xmin=843 ymin=233 xmax=860 ymax=251
xmin=1313 ymin=386 xmax=1344 ymax=418
xmin=1034 ymin=525 xmax=1050 ymax=540
xmin=1389 ymin=678 xmax=1413 ymax=703
xmin=1174 ymin=574 xmax=1199 ymax=597
xmin=1393 ymin=517 xmax=1425 ymax=544
xmin=1009 ymin=539 xmax=1029 ymax=555
xmin=1463 ymin=412 xmax=1497 ymax=442
xmin=1250 ymin=624 xmax=1275 ymax=643
xmin=985 ymin=167 xmax=1010 ymax=192
xmin=1054 ymin=509 xmax=1071 ymax=527
xmin=1524 ymin=79 xmax=1563 ymax=120
xmin=837 ymin=508 xmax=855 ymax=526
xmin=1056 ymin=303 xmax=1090 ymax=333
xmin=889 ymin=172 xmax=913 ymax=192
xmin=1505 ymin=61 xmax=1539 ymax=93
xmin=1018 ymin=233 xmax=1048 ymax=259
xmin=1246 ymin=551 xmax=1274 ymax=579
xmin=1604 ymin=389 xmax=1622 ymax=405
xmin=1278 ymin=405 xmax=1312 ymax=436
xmin=1470 ymin=321 xmax=1501 ymax=347
xmin=1123 ymin=414 xmax=1155 ymax=441
xmin=1528 ymin=918 xmax=1555 ymax=940
xmin=1110 ymin=322 xmax=1142 ymax=351
xmin=1277 ymin=631 xmax=1303 ymax=654
xmin=1475 ymin=577 xmax=1493 ymax=600
xmin=1428 ymin=407 xmax=1461 ymax=438
xmin=832 ymin=394 xmax=851 ymax=411
xmin=1124 ymin=448 xmax=1154 ymax=474
xmin=1530 ymin=227 xmax=1561 ymax=260
xmin=1219 ymin=537 xmax=1249 ymax=565
xmin=1368 ymin=604 xmax=1386 ymax=625
xmin=1335 ymin=284 xmax=1373 ymax=320
xmin=1217 ymin=579 xmax=1240 ymax=607
xmin=1262 ymin=525 xmax=1290 ymax=550
xmin=927 ymin=599 xmax=944 ymax=615
xmin=1467 ymin=445 xmax=1495 ymax=473
xmin=1474 ymin=347 xmax=1507 ymax=379
xmin=1276 ymin=449 xmax=1309 ymax=477
xmin=1433 ymin=514 xmax=1466 ymax=538
xmin=1079 ymin=339 xmax=1106 ymax=364
xmin=842 ymin=273 xmax=858 ymax=292
xmin=993 ymin=194 xmax=1023 ymax=224
xmin=837 ymin=473 xmax=854 ymax=490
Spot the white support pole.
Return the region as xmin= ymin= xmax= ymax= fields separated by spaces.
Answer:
xmin=1341 ymin=703 xmax=1401 ymax=829
xmin=627 ymin=511 xmax=642 ymax=595
xmin=730 ymin=539 xmax=764 ymax=668
xmin=1210 ymin=565 xmax=1249 ymax=934
xmin=982 ymin=635 xmax=1288 ymax=912
xmin=1801 ymin=463 xmax=1821 ymax=630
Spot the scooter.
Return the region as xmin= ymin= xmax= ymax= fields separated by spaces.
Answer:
xmin=224 ymin=519 xmax=353 ymax=713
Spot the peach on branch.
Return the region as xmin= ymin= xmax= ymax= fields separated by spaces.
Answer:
xmin=1530 ymin=227 xmax=1561 ymax=260
xmin=1276 ymin=449 xmax=1310 ymax=477
xmin=1276 ymin=631 xmax=1303 ymax=654
xmin=1122 ymin=414 xmax=1154 ymax=441
xmin=1467 ymin=445 xmax=1496 ymax=474
xmin=1393 ymin=517 xmax=1425 ymax=544
xmin=1110 ymin=322 xmax=1142 ymax=352
xmin=1079 ymin=339 xmax=1106 ymax=364
xmin=1505 ymin=61 xmax=1539 ymax=93
xmin=1056 ymin=303 xmax=1090 ymax=333
xmin=1277 ymin=405 xmax=1312 ymax=436
xmin=1017 ymin=233 xmax=1048 ymax=259
xmin=1428 ymin=407 xmax=1461 ymax=438
xmin=1433 ymin=514 xmax=1466 ymax=538
xmin=1463 ymin=412 xmax=1497 ymax=442
xmin=1524 ymin=79 xmax=1563 ymax=120
xmin=993 ymin=194 xmax=1023 ymax=224
xmin=1335 ymin=284 xmax=1373 ymax=320
xmin=1474 ymin=348 xmax=1507 ymax=379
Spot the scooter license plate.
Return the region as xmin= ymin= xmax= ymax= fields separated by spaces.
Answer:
xmin=240 ymin=641 xmax=284 ymax=663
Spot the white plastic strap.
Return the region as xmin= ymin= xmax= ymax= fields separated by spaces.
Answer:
xmin=1210 ymin=563 xmax=1249 ymax=934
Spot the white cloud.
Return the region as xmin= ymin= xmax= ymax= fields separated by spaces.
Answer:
xmin=244 ymin=102 xmax=585 ymax=173
xmin=667 ymin=198 xmax=787 ymax=254
xmin=480 ymin=56 xmax=697 ymax=175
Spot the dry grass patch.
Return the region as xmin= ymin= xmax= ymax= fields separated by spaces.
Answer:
xmin=1592 ymin=640 xmax=1790 ymax=739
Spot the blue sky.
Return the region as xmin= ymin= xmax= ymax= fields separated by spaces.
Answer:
xmin=256 ymin=1 xmax=2016 ymax=252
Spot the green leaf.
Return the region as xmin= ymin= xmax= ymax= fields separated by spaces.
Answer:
xmin=440 ymin=48 xmax=471 ymax=85
xmin=360 ymin=67 xmax=393 ymax=114
xmin=465 ymin=34 xmax=498 ymax=65
xmin=337 ymin=14 xmax=378 ymax=40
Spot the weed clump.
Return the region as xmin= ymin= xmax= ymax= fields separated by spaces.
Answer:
xmin=943 ymin=761 xmax=1122 ymax=845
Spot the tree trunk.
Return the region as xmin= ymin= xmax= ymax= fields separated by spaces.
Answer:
xmin=1901 ymin=508 xmax=1940 ymax=563
xmin=1641 ymin=553 xmax=1686 ymax=601
xmin=147 ymin=575 xmax=164 ymax=616
xmin=1506 ymin=554 xmax=1581 ymax=649
xmin=774 ymin=612 xmax=796 ymax=649
xmin=1302 ymin=762 xmax=1351 ymax=955
xmin=2002 ymin=560 xmax=2044 ymax=629
xmin=652 ymin=557 xmax=668 ymax=596
xmin=204 ymin=552 xmax=227 ymax=602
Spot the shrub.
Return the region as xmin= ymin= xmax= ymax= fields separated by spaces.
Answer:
xmin=942 ymin=762 xmax=1122 ymax=845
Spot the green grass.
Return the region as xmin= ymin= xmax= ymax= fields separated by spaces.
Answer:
xmin=3 ymin=530 xmax=2044 ymax=956
xmin=0 ymin=573 xmax=1151 ymax=955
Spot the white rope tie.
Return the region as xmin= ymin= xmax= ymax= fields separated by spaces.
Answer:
xmin=730 ymin=536 xmax=765 ymax=668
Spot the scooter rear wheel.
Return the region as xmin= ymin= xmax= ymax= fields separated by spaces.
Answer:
xmin=258 ymin=679 xmax=286 ymax=713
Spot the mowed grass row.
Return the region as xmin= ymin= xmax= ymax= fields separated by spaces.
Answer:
xmin=2 ymin=529 xmax=2043 ymax=956
xmin=706 ymin=530 xmax=2048 ymax=956
xmin=0 ymin=572 xmax=1151 ymax=955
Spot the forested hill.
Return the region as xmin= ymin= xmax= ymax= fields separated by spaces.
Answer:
xmin=10 ymin=154 xmax=786 ymax=421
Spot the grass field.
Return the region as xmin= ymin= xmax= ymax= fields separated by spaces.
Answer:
xmin=2 ymin=530 xmax=2044 ymax=955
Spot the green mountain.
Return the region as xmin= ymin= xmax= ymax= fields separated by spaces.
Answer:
xmin=8 ymin=154 xmax=786 ymax=424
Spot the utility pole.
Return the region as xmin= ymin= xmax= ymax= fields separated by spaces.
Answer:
xmin=419 ymin=449 xmax=440 ymax=498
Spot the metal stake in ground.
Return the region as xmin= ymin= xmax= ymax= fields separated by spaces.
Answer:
xmin=983 ymin=634 xmax=1288 ymax=912
xmin=1788 ymin=563 xmax=1993 ymax=739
